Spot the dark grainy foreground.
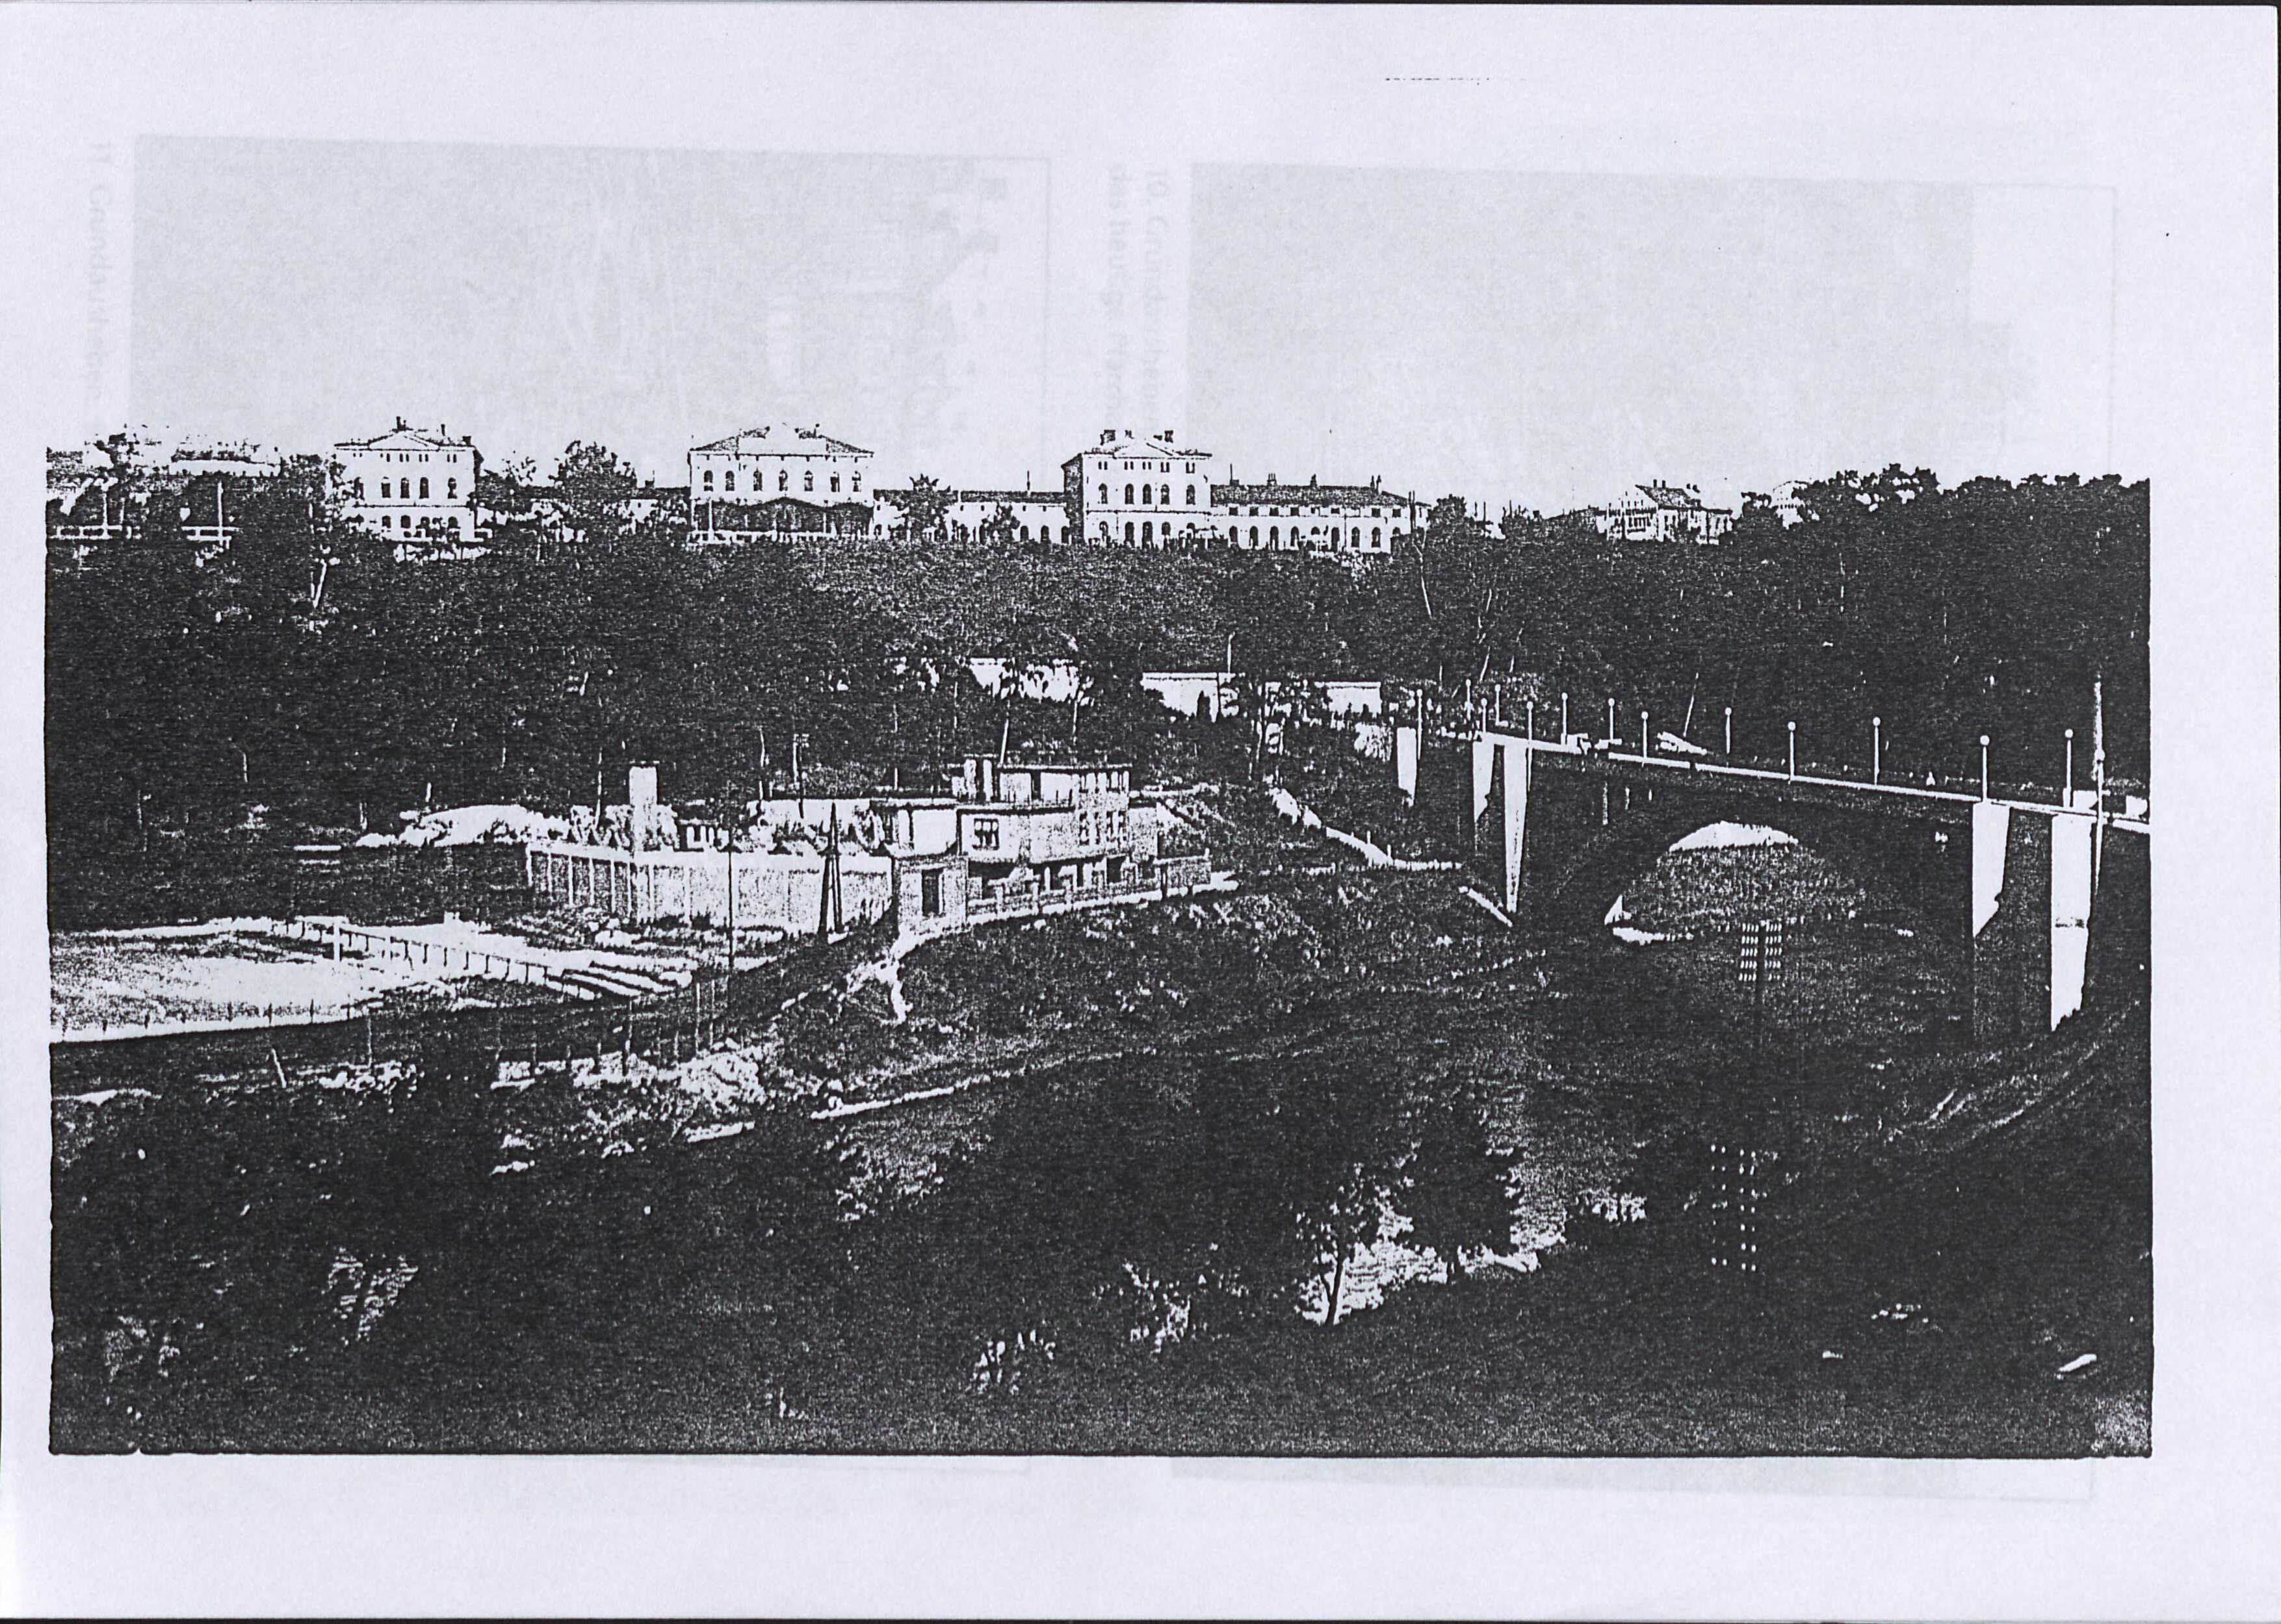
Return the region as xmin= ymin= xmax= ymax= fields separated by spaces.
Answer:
xmin=51 ymin=805 xmax=2148 ymax=1456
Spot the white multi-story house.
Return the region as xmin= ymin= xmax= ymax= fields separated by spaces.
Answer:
xmin=1593 ymin=482 xmax=1736 ymax=544
xmin=1211 ymin=474 xmax=1419 ymax=558
xmin=1062 ymin=428 xmax=1420 ymax=559
xmin=1064 ymin=428 xmax=1220 ymax=548
xmin=334 ymin=420 xmax=482 ymax=553
xmin=688 ymin=423 xmax=874 ymax=541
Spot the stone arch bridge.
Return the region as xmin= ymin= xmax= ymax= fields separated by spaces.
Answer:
xmin=1394 ymin=727 xmax=2150 ymax=1045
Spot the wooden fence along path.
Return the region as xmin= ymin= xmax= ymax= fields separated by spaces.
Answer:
xmin=268 ymin=916 xmax=605 ymax=998
xmin=962 ymin=855 xmax=1219 ymax=923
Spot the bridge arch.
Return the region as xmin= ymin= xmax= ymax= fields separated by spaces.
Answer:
xmin=1470 ymin=745 xmax=1974 ymax=952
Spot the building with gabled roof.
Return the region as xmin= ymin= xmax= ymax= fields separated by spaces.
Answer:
xmin=689 ymin=422 xmax=875 ymax=543
xmin=1593 ymin=481 xmax=1736 ymax=544
xmin=1063 ymin=428 xmax=1220 ymax=549
xmin=333 ymin=419 xmax=483 ymax=556
xmin=1212 ymin=473 xmax=1419 ymax=558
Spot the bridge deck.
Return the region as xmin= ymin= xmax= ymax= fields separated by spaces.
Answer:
xmin=1477 ymin=734 xmax=2151 ymax=836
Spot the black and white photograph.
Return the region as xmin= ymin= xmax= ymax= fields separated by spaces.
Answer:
xmin=2 ymin=6 xmax=2274 ymax=1618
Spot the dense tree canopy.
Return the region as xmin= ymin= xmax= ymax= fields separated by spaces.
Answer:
xmin=47 ymin=459 xmax=2148 ymax=875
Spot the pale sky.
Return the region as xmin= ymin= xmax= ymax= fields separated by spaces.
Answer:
xmin=127 ymin=136 xmax=2115 ymax=510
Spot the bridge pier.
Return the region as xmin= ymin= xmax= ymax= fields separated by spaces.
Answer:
xmin=1970 ymin=803 xmax=2097 ymax=1042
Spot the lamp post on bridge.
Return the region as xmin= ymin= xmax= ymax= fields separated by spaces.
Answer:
xmin=1979 ymin=734 xmax=1990 ymax=801
xmin=1561 ymin=692 xmax=1569 ymax=741
xmin=1787 ymin=721 xmax=1796 ymax=780
xmin=1873 ymin=717 xmax=1882 ymax=785
xmin=1527 ymin=698 xmax=1535 ymax=742
xmin=1606 ymin=697 xmax=1615 ymax=745
xmin=1724 ymin=706 xmax=1732 ymax=760
xmin=1640 ymin=709 xmax=1650 ymax=758
xmin=2064 ymin=728 xmax=2075 ymax=806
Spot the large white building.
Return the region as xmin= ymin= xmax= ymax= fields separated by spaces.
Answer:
xmin=1064 ymin=429 xmax=1221 ymax=548
xmin=1211 ymin=475 xmax=1418 ymax=557
xmin=334 ymin=420 xmax=482 ymax=553
xmin=1061 ymin=428 xmax=1420 ymax=558
xmin=1593 ymin=482 xmax=1736 ymax=543
xmin=688 ymin=423 xmax=875 ymax=541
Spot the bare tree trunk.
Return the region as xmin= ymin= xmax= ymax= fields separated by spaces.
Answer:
xmin=1326 ymin=1243 xmax=1348 ymax=1326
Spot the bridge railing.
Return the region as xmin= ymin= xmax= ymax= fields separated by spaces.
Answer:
xmin=1486 ymin=731 xmax=2148 ymax=830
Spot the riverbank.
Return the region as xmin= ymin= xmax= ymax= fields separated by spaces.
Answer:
xmin=49 ymin=783 xmax=2150 ymax=1455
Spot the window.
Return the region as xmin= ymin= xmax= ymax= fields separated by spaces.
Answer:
xmin=1098 ymin=483 xmax=1108 ymax=502
xmin=1159 ymin=484 xmax=1170 ymax=504
xmin=380 ymin=515 xmax=392 ymax=529
xmin=724 ymin=472 xmax=736 ymax=492
xmin=1125 ymin=483 xmax=1136 ymax=503
xmin=778 ymin=471 xmax=789 ymax=491
xmin=419 ymin=477 xmax=430 ymax=498
xmin=920 ymin=868 xmax=942 ymax=916
xmin=380 ymin=480 xmax=393 ymax=499
xmin=803 ymin=470 xmax=814 ymax=491
xmin=353 ymin=479 xmax=365 ymax=498
xmin=447 ymin=478 xmax=457 ymax=498
xmin=1270 ymin=526 xmax=1279 ymax=544
xmin=853 ymin=471 xmax=862 ymax=490
xmin=1373 ymin=527 xmax=1383 ymax=545
xmin=1140 ymin=485 xmax=1151 ymax=505
xmin=1124 ymin=522 xmax=1135 ymax=543
xmin=1329 ymin=528 xmax=1340 ymax=545
xmin=1228 ymin=526 xmax=1238 ymax=543
xmin=1021 ymin=526 xmax=1031 ymax=543
xmin=972 ymin=818 xmax=999 ymax=851
xmin=1249 ymin=526 xmax=1258 ymax=544
xmin=703 ymin=470 xmax=714 ymax=490
xmin=831 ymin=474 xmax=841 ymax=493
xmin=1186 ymin=484 xmax=1195 ymax=504
xmin=1141 ymin=521 xmax=1153 ymax=543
